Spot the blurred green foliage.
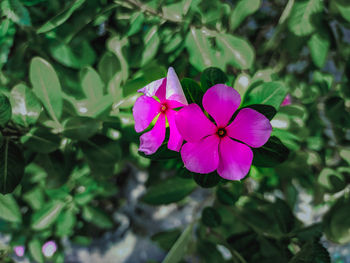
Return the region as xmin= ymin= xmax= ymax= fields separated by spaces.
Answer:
xmin=0 ymin=0 xmax=350 ymax=262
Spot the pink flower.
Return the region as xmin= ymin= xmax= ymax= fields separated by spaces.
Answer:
xmin=14 ymin=246 xmax=25 ymax=257
xmin=133 ymin=67 xmax=188 ymax=155
xmin=281 ymin=94 xmax=291 ymax=106
xmin=175 ymin=84 xmax=272 ymax=180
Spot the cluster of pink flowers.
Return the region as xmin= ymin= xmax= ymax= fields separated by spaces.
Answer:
xmin=133 ymin=68 xmax=272 ymax=180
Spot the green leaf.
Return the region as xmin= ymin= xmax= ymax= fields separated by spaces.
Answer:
xmin=82 ymin=206 xmax=113 ymax=229
xmin=0 ymin=19 xmax=16 ymax=70
xmin=288 ymin=0 xmax=323 ymax=36
xmin=21 ymin=127 xmax=61 ymax=153
xmin=141 ymin=25 xmax=160 ymax=66
xmin=216 ymin=33 xmax=255 ymax=70
xmin=142 ymin=176 xmax=196 ymax=205
xmin=181 ymin=78 xmax=204 ymax=105
xmin=36 ymin=0 xmax=86 ymax=33
xmin=318 ymin=168 xmax=345 ymax=193
xmin=216 ymin=182 xmax=243 ymax=205
xmin=2 ymin=0 xmax=31 ymax=26
xmin=151 ymin=229 xmax=181 ymax=251
xmin=10 ymin=83 xmax=41 ymax=126
xmin=185 ymin=27 xmax=217 ymax=71
xmin=308 ymin=27 xmax=330 ymax=68
xmin=243 ymin=104 xmax=277 ymax=120
xmin=63 ymin=116 xmax=100 ymax=140
xmin=201 ymin=207 xmax=222 ymax=228
xmin=324 ymin=196 xmax=350 ymax=244
xmin=0 ymin=139 xmax=25 ymax=194
xmin=80 ymin=67 xmax=104 ymax=101
xmin=31 ymin=200 xmax=64 ymax=230
xmin=252 ymin=136 xmax=290 ymax=167
xmin=162 ymin=2 xmax=183 ymax=22
xmin=244 ymin=81 xmax=288 ymax=110
xmin=197 ymin=241 xmax=225 ymax=263
xmin=97 ymin=52 xmax=120 ymax=84
xmin=0 ymin=194 xmax=22 ymax=223
xmin=30 ymin=57 xmax=63 ymax=124
xmin=193 ymin=172 xmax=221 ymax=188
xmin=23 ymin=187 xmax=45 ymax=210
xmin=162 ymin=224 xmax=193 ymax=263
xmin=56 ymin=209 xmax=76 ymax=237
xmin=289 ymin=240 xmax=330 ymax=263
xmin=200 ymin=67 xmax=228 ymax=91
xmin=49 ymin=40 xmax=96 ymax=69
xmin=334 ymin=0 xmax=350 ymax=22
xmin=230 ymin=0 xmax=261 ymax=31
xmin=29 ymin=239 xmax=44 ymax=263
xmin=127 ymin=12 xmax=145 ymax=36
xmin=0 ymin=93 xmax=12 ymax=126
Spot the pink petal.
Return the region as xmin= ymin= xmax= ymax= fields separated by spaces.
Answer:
xmin=165 ymin=67 xmax=188 ymax=105
xmin=133 ymin=95 xmax=161 ymax=133
xmin=166 ymin=109 xmax=183 ymax=152
xmin=175 ymin=104 xmax=217 ymax=142
xmin=181 ymin=135 xmax=220 ymax=174
xmin=281 ymin=94 xmax=291 ymax=106
xmin=227 ymin=108 xmax=272 ymax=148
xmin=138 ymin=78 xmax=166 ymax=98
xmin=202 ymin=84 xmax=241 ymax=127
xmin=155 ymin=79 xmax=166 ymax=102
xmin=217 ymin=137 xmax=253 ymax=180
xmin=166 ymin=99 xmax=185 ymax=109
xmin=139 ymin=114 xmax=166 ymax=155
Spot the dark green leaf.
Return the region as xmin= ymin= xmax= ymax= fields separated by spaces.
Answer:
xmin=36 ymin=0 xmax=86 ymax=33
xmin=63 ymin=116 xmax=100 ymax=140
xmin=151 ymin=229 xmax=181 ymax=251
xmin=200 ymin=67 xmax=228 ymax=91
xmin=82 ymin=206 xmax=113 ymax=229
xmin=253 ymin=136 xmax=290 ymax=167
xmin=2 ymin=0 xmax=31 ymax=26
xmin=0 ymin=139 xmax=25 ymax=194
xmin=21 ymin=127 xmax=61 ymax=153
xmin=201 ymin=207 xmax=222 ymax=228
xmin=142 ymin=176 xmax=196 ymax=205
xmin=193 ymin=172 xmax=221 ymax=188
xmin=181 ymin=78 xmax=204 ymax=105
xmin=0 ymin=93 xmax=11 ymax=126
xmin=289 ymin=240 xmax=330 ymax=263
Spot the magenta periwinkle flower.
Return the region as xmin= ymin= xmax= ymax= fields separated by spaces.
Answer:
xmin=14 ymin=246 xmax=25 ymax=257
xmin=281 ymin=94 xmax=291 ymax=106
xmin=133 ymin=67 xmax=188 ymax=155
xmin=175 ymin=84 xmax=272 ymax=180
xmin=42 ymin=241 xmax=57 ymax=258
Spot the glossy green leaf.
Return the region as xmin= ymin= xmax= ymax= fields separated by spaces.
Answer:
xmin=244 ymin=81 xmax=288 ymax=110
xmin=185 ymin=27 xmax=217 ymax=71
xmin=230 ymin=0 xmax=261 ymax=31
xmin=162 ymin=224 xmax=193 ymax=263
xmin=21 ymin=127 xmax=61 ymax=153
xmin=0 ymin=93 xmax=12 ymax=126
xmin=31 ymin=200 xmax=64 ymax=230
xmin=36 ymin=0 xmax=86 ymax=33
xmin=127 ymin=12 xmax=145 ymax=36
xmin=252 ymin=136 xmax=290 ymax=167
xmin=30 ymin=57 xmax=63 ymax=123
xmin=216 ymin=33 xmax=255 ymax=70
xmin=141 ymin=25 xmax=160 ymax=66
xmin=56 ymin=209 xmax=76 ymax=237
xmin=97 ymin=52 xmax=120 ymax=83
xmin=0 ymin=139 xmax=25 ymax=194
xmin=334 ymin=0 xmax=350 ymax=22
xmin=63 ymin=116 xmax=100 ymax=140
xmin=290 ymin=240 xmax=330 ymax=263
xmin=2 ymin=0 xmax=31 ymax=26
xmin=80 ymin=67 xmax=104 ymax=101
xmin=200 ymin=67 xmax=228 ymax=91
xmin=288 ymin=0 xmax=323 ymax=36
xmin=0 ymin=19 xmax=16 ymax=69
xmin=0 ymin=194 xmax=22 ymax=223
xmin=308 ymin=28 xmax=330 ymax=68
xmin=10 ymin=83 xmax=41 ymax=126
xmin=142 ymin=176 xmax=196 ymax=205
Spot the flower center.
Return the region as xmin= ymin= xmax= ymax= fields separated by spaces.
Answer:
xmin=217 ymin=128 xmax=227 ymax=138
xmin=160 ymin=103 xmax=167 ymax=113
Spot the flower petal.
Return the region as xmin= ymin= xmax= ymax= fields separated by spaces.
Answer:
xmin=138 ymin=78 xmax=166 ymax=98
xmin=166 ymin=109 xmax=183 ymax=152
xmin=175 ymin=104 xmax=217 ymax=142
xmin=217 ymin=137 xmax=253 ymax=180
xmin=166 ymin=67 xmax=188 ymax=105
xmin=133 ymin=95 xmax=160 ymax=133
xmin=181 ymin=135 xmax=220 ymax=174
xmin=227 ymin=108 xmax=272 ymax=148
xmin=139 ymin=114 xmax=166 ymax=155
xmin=202 ymin=84 xmax=241 ymax=127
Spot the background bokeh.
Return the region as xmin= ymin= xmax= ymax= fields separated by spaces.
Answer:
xmin=0 ymin=0 xmax=350 ymax=262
